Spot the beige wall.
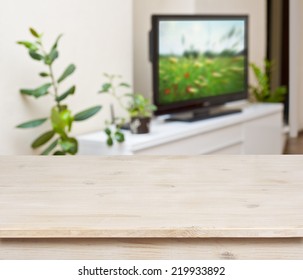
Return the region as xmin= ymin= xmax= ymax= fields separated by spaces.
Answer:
xmin=133 ymin=0 xmax=267 ymax=98
xmin=0 ymin=0 xmax=133 ymax=155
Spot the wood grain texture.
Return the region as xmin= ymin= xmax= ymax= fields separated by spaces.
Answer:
xmin=1 ymin=238 xmax=303 ymax=260
xmin=0 ymin=156 xmax=303 ymax=238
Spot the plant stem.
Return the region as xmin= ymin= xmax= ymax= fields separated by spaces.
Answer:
xmin=48 ymin=65 xmax=60 ymax=107
xmin=39 ymin=40 xmax=60 ymax=108
xmin=110 ymin=79 xmax=127 ymax=111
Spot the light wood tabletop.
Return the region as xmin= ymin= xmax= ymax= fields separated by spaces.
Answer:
xmin=1 ymin=156 xmax=303 ymax=259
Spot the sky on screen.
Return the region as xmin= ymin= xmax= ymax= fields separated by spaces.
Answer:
xmin=159 ymin=20 xmax=245 ymax=56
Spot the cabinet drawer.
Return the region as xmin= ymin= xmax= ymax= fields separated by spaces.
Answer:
xmin=134 ymin=124 xmax=243 ymax=155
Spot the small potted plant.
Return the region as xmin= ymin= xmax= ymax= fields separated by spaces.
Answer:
xmin=99 ymin=74 xmax=157 ymax=138
xmin=127 ymin=94 xmax=157 ymax=134
xmin=250 ymin=60 xmax=287 ymax=103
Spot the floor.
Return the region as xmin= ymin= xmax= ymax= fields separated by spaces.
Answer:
xmin=284 ymin=132 xmax=303 ymax=154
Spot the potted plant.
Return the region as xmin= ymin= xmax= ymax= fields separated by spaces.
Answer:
xmin=250 ymin=60 xmax=287 ymax=103
xmin=16 ymin=28 xmax=101 ymax=155
xmin=127 ymin=94 xmax=157 ymax=134
xmin=99 ymin=74 xmax=157 ymax=140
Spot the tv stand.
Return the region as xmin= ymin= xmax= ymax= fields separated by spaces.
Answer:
xmin=166 ymin=106 xmax=242 ymax=122
xmin=77 ymin=103 xmax=285 ymax=155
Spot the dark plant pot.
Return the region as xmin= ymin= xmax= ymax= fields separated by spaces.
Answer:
xmin=130 ymin=117 xmax=151 ymax=134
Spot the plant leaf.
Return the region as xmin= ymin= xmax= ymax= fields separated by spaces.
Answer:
xmin=39 ymin=72 xmax=49 ymax=77
xmin=41 ymin=139 xmax=59 ymax=155
xmin=59 ymin=137 xmax=78 ymax=155
xmin=114 ymin=131 xmax=125 ymax=143
xmin=29 ymin=28 xmax=40 ymax=38
xmin=250 ymin=60 xmax=287 ymax=103
xmin=49 ymin=48 xmax=59 ymax=62
xmin=53 ymin=151 xmax=66 ymax=156
xmin=57 ymin=64 xmax=76 ymax=83
xmin=119 ymin=83 xmax=131 ymax=88
xmin=250 ymin=63 xmax=269 ymax=97
xmin=16 ymin=118 xmax=48 ymax=129
xmin=51 ymin=106 xmax=73 ymax=135
xmin=56 ymin=86 xmax=76 ymax=102
xmin=270 ymin=86 xmax=287 ymax=103
xmin=20 ymin=83 xmax=52 ymax=98
xmin=74 ymin=106 xmax=102 ymax=121
xmin=51 ymin=34 xmax=63 ymax=50
xmin=104 ymin=128 xmax=111 ymax=136
xmin=29 ymin=50 xmax=43 ymax=61
xmin=44 ymin=48 xmax=59 ymax=65
xmin=31 ymin=130 xmax=55 ymax=149
xmin=17 ymin=41 xmax=38 ymax=51
xmin=150 ymin=104 xmax=157 ymax=111
xmin=99 ymin=83 xmax=111 ymax=93
xmin=107 ymin=136 xmax=113 ymax=146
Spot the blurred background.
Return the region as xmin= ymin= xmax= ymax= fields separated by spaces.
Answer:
xmin=0 ymin=0 xmax=300 ymax=155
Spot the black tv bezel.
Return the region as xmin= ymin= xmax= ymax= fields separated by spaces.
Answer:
xmin=151 ymin=14 xmax=249 ymax=116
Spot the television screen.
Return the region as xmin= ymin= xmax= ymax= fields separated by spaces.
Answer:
xmin=152 ymin=15 xmax=248 ymax=116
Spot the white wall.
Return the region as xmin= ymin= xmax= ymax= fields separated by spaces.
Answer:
xmin=0 ymin=0 xmax=133 ymax=155
xmin=289 ymin=0 xmax=300 ymax=137
xmin=297 ymin=1 xmax=303 ymax=131
xmin=133 ymin=0 xmax=196 ymax=97
xmin=133 ymin=0 xmax=267 ymax=99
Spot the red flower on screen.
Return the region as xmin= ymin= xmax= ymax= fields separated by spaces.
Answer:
xmin=164 ymin=88 xmax=171 ymax=95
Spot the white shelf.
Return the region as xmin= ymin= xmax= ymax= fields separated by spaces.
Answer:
xmin=77 ymin=103 xmax=284 ymax=155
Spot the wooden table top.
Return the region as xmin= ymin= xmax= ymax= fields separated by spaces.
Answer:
xmin=0 ymin=156 xmax=303 ymax=239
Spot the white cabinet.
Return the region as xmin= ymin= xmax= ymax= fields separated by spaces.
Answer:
xmin=243 ymin=113 xmax=283 ymax=154
xmin=77 ymin=103 xmax=284 ymax=155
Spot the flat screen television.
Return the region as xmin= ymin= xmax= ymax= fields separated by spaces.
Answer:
xmin=151 ymin=15 xmax=249 ymax=121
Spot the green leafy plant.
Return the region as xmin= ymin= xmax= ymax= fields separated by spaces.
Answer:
xmin=250 ymin=60 xmax=287 ymax=103
xmin=17 ymin=28 xmax=101 ymax=155
xmin=99 ymin=74 xmax=157 ymax=142
xmin=127 ymin=94 xmax=157 ymax=118
xmin=98 ymin=74 xmax=129 ymax=146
